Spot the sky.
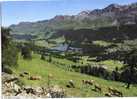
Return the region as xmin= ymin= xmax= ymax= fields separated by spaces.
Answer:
xmin=2 ymin=0 xmax=137 ymax=26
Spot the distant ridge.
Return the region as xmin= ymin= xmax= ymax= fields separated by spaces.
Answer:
xmin=10 ymin=2 xmax=137 ymax=35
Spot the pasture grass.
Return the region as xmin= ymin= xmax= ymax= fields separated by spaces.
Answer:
xmin=34 ymin=40 xmax=56 ymax=48
xmin=11 ymin=53 xmax=137 ymax=97
xmin=99 ymin=60 xmax=123 ymax=71
xmin=92 ymin=40 xmax=113 ymax=47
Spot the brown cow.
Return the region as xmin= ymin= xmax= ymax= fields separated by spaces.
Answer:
xmin=105 ymin=92 xmax=112 ymax=97
xmin=94 ymin=83 xmax=102 ymax=92
xmin=82 ymin=80 xmax=94 ymax=86
xmin=28 ymin=76 xmax=42 ymax=80
xmin=108 ymin=87 xmax=113 ymax=93
xmin=108 ymin=87 xmax=123 ymax=97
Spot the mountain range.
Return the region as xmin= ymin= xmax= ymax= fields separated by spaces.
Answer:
xmin=10 ymin=3 xmax=137 ymax=36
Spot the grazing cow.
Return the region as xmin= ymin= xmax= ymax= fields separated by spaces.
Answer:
xmin=66 ymin=84 xmax=71 ymax=88
xmin=68 ymin=80 xmax=75 ymax=88
xmin=28 ymin=76 xmax=42 ymax=80
xmin=112 ymin=89 xmax=123 ymax=97
xmin=66 ymin=84 xmax=74 ymax=88
xmin=105 ymin=92 xmax=112 ymax=97
xmin=94 ymin=83 xmax=102 ymax=92
xmin=82 ymin=80 xmax=94 ymax=86
xmin=108 ymin=87 xmax=113 ymax=93
xmin=108 ymin=87 xmax=123 ymax=97
xmin=19 ymin=73 xmax=24 ymax=77
xmin=5 ymin=77 xmax=18 ymax=83
xmin=23 ymin=71 xmax=29 ymax=75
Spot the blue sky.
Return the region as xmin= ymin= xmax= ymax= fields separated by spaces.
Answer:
xmin=2 ymin=0 xmax=137 ymax=26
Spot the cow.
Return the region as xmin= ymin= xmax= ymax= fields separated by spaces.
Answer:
xmin=94 ymin=83 xmax=102 ymax=92
xmin=68 ymin=80 xmax=75 ymax=88
xmin=108 ymin=87 xmax=123 ymax=97
xmin=19 ymin=73 xmax=24 ymax=77
xmin=105 ymin=92 xmax=112 ymax=97
xmin=82 ymin=80 xmax=94 ymax=86
xmin=66 ymin=84 xmax=71 ymax=88
xmin=28 ymin=76 xmax=42 ymax=80
xmin=4 ymin=77 xmax=18 ymax=83
xmin=108 ymin=87 xmax=114 ymax=93
xmin=23 ymin=71 xmax=29 ymax=75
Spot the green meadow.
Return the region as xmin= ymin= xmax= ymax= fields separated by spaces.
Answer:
xmin=11 ymin=53 xmax=137 ymax=97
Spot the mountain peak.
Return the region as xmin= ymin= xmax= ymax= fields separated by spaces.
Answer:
xmin=104 ymin=3 xmax=123 ymax=12
xmin=107 ymin=4 xmax=121 ymax=8
xmin=78 ymin=10 xmax=91 ymax=16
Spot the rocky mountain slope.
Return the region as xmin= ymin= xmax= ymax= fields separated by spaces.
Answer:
xmin=2 ymin=72 xmax=65 ymax=98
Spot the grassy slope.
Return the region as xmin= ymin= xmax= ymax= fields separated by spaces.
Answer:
xmin=99 ymin=60 xmax=123 ymax=71
xmin=12 ymin=54 xmax=137 ymax=97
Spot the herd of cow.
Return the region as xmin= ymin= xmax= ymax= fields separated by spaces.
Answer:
xmin=19 ymin=71 xmax=42 ymax=80
xmin=19 ymin=71 xmax=123 ymax=97
xmin=67 ymin=79 xmax=123 ymax=97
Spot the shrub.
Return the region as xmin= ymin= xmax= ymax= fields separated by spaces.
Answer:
xmin=2 ymin=66 xmax=13 ymax=74
xmin=2 ymin=27 xmax=19 ymax=68
xmin=41 ymin=54 xmax=45 ymax=60
xmin=21 ymin=44 xmax=32 ymax=59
